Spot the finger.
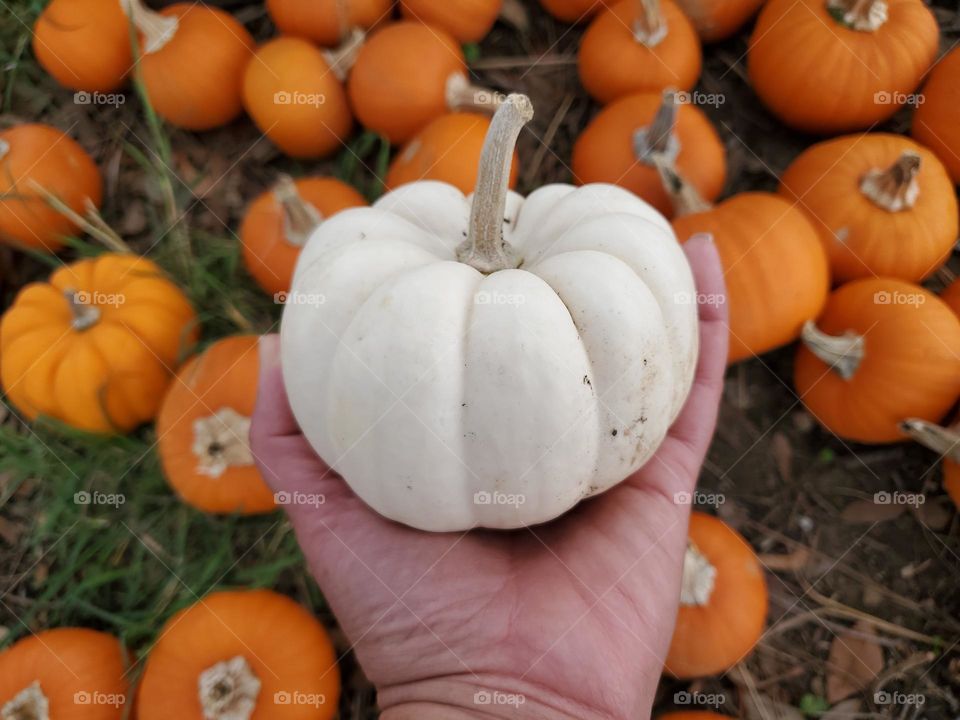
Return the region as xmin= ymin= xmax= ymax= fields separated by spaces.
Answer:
xmin=253 ymin=334 xmax=301 ymax=438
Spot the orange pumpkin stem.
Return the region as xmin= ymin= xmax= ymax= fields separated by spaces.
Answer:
xmin=198 ymin=656 xmax=261 ymax=720
xmin=680 ymin=541 xmax=716 ymax=606
xmin=445 ymin=73 xmax=501 ymax=115
xmin=272 ymin=175 xmax=324 ymax=248
xmin=193 ymin=407 xmax=255 ymax=478
xmin=321 ymin=27 xmax=366 ymax=82
xmin=634 ymin=88 xmax=681 ymax=166
xmin=801 ymin=319 xmax=865 ymax=380
xmin=826 ymin=0 xmax=888 ymax=31
xmin=2 ymin=681 xmax=49 ymax=720
xmin=901 ymin=419 xmax=960 ymax=462
xmin=656 ymin=162 xmax=712 ymax=216
xmin=634 ymin=0 xmax=668 ymax=45
xmin=64 ymin=288 xmax=101 ymax=331
xmin=458 ymin=94 xmax=532 ymax=273
xmin=860 ymin=151 xmax=921 ymax=212
xmin=122 ymin=0 xmax=179 ymax=53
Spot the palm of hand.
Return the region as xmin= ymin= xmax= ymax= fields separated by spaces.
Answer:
xmin=251 ymin=238 xmax=727 ymax=719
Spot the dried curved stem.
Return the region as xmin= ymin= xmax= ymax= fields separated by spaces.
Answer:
xmin=272 ymin=175 xmax=323 ymax=247
xmin=860 ymin=152 xmax=921 ymax=212
xmin=2 ymin=682 xmax=49 ymax=720
xmin=321 ymin=27 xmax=366 ymax=81
xmin=634 ymin=88 xmax=682 ymax=166
xmin=801 ymin=320 xmax=865 ymax=380
xmin=122 ymin=0 xmax=179 ymax=53
xmin=445 ymin=73 xmax=501 ymax=114
xmin=900 ymin=419 xmax=960 ymax=462
xmin=655 ymin=160 xmax=712 ymax=216
xmin=826 ymin=0 xmax=888 ymax=30
xmin=64 ymin=288 xmax=101 ymax=331
xmin=634 ymin=0 xmax=668 ymax=45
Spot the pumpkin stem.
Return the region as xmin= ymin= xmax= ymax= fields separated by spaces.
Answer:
xmin=0 ymin=138 xmax=9 ymax=162
xmin=122 ymin=0 xmax=179 ymax=54
xmin=199 ymin=656 xmax=261 ymax=720
xmin=499 ymin=0 xmax=530 ymax=32
xmin=445 ymin=73 xmax=502 ymax=114
xmin=193 ymin=408 xmax=254 ymax=478
xmin=655 ymin=161 xmax=712 ymax=217
xmin=860 ymin=151 xmax=921 ymax=212
xmin=826 ymin=0 xmax=888 ymax=31
xmin=321 ymin=26 xmax=366 ymax=81
xmin=1 ymin=682 xmax=49 ymax=720
xmin=900 ymin=419 xmax=960 ymax=463
xmin=680 ymin=541 xmax=716 ymax=606
xmin=273 ymin=175 xmax=323 ymax=248
xmin=634 ymin=0 xmax=668 ymax=45
xmin=457 ymin=94 xmax=532 ymax=273
xmin=64 ymin=288 xmax=101 ymax=331
xmin=634 ymin=88 xmax=681 ymax=167
xmin=800 ymin=320 xmax=865 ymax=380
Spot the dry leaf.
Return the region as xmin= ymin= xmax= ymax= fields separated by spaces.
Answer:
xmin=826 ymin=621 xmax=884 ymax=703
xmin=758 ymin=546 xmax=811 ymax=572
xmin=840 ymin=499 xmax=905 ymax=524
xmin=822 ymin=698 xmax=862 ymax=719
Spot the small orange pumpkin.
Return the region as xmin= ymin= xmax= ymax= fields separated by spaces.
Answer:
xmin=0 ymin=123 xmax=102 ymax=252
xmin=942 ymin=278 xmax=960 ymax=318
xmin=674 ymin=0 xmax=766 ymax=41
xmin=267 ymin=0 xmax=392 ymax=46
xmin=243 ymin=36 xmax=355 ymax=159
xmin=0 ymin=628 xmax=130 ymax=718
xmin=401 ymin=0 xmax=502 ymax=42
xmin=538 ymin=0 xmax=610 ymax=22
xmin=32 ymin=0 xmax=131 ymax=92
xmin=665 ymin=512 xmax=768 ymax=679
xmin=572 ymin=89 xmax=725 ymax=217
xmin=348 ymin=21 xmax=497 ymax=144
xmin=912 ymin=46 xmax=960 ymax=184
xmin=665 ymin=169 xmax=829 ymax=362
xmin=139 ymin=589 xmax=340 ymax=720
xmin=386 ymin=112 xmax=519 ymax=193
xmin=901 ymin=418 xmax=960 ymax=509
xmin=748 ymin=0 xmax=938 ymax=133
xmin=779 ymin=133 xmax=957 ymax=283
xmin=156 ymin=335 xmax=276 ymax=514
xmin=0 ymin=253 xmax=198 ymax=433
xmin=795 ymin=279 xmax=960 ymax=443
xmin=578 ymin=0 xmax=701 ymax=104
xmin=129 ymin=0 xmax=255 ymax=130
xmin=241 ymin=176 xmax=367 ymax=296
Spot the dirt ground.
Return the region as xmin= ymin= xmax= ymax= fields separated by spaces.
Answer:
xmin=1 ymin=0 xmax=959 ymax=717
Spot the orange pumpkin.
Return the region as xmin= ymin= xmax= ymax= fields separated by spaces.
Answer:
xmin=912 ymin=46 xmax=960 ymax=184
xmin=572 ymin=90 xmax=725 ymax=217
xmin=243 ymin=37 xmax=354 ymax=158
xmin=241 ymin=176 xmax=367 ymax=296
xmin=901 ymin=418 xmax=960 ymax=509
xmin=748 ymin=0 xmax=938 ymax=133
xmin=401 ymin=0 xmax=502 ymax=42
xmin=674 ymin=0 xmax=766 ymax=41
xmin=386 ymin=112 xmax=520 ymax=193
xmin=267 ymin=0 xmax=392 ymax=46
xmin=156 ymin=335 xmax=275 ymax=514
xmin=32 ymin=0 xmax=131 ymax=92
xmin=579 ymin=0 xmax=701 ymax=104
xmin=0 ymin=628 xmax=130 ymax=718
xmin=139 ymin=590 xmax=340 ymax=720
xmin=795 ymin=279 xmax=960 ymax=443
xmin=942 ymin=278 xmax=960 ymax=318
xmin=130 ymin=0 xmax=255 ymax=130
xmin=779 ymin=133 xmax=957 ymax=283
xmin=348 ymin=21 xmax=497 ymax=144
xmin=0 ymin=253 xmax=198 ymax=433
xmin=539 ymin=0 xmax=610 ymax=22
xmin=665 ymin=170 xmax=829 ymax=362
xmin=0 ymin=123 xmax=102 ymax=252
xmin=665 ymin=512 xmax=768 ymax=679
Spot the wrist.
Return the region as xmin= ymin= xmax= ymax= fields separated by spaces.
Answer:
xmin=378 ymin=674 xmax=627 ymax=720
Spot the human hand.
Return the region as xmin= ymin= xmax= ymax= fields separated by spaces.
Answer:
xmin=250 ymin=234 xmax=728 ymax=720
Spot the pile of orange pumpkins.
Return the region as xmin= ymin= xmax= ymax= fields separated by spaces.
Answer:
xmin=1 ymin=0 xmax=960 ymax=716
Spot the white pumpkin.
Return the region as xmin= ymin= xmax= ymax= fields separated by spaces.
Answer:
xmin=281 ymin=94 xmax=699 ymax=531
